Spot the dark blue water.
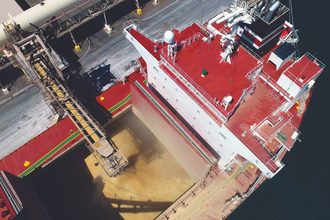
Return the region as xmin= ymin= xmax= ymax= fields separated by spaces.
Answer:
xmin=24 ymin=1 xmax=330 ymax=219
xmin=229 ymin=0 xmax=330 ymax=219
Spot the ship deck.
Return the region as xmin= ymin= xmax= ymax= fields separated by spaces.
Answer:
xmin=0 ymin=72 xmax=144 ymax=177
xmin=226 ymin=79 xmax=287 ymax=172
xmin=129 ymin=23 xmax=260 ymax=116
xmin=282 ymin=54 xmax=324 ymax=87
xmin=263 ymin=50 xmax=324 ymax=88
xmin=96 ymin=70 xmax=145 ymax=116
xmin=171 ymin=33 xmax=259 ymax=114
xmin=0 ymin=117 xmax=82 ymax=177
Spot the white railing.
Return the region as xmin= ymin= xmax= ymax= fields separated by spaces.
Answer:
xmin=305 ymin=52 xmax=326 ymax=69
xmin=160 ymin=50 xmax=228 ymax=123
xmin=123 ymin=20 xmax=163 ymax=44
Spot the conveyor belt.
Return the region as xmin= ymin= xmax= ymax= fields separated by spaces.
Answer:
xmin=13 ymin=34 xmax=127 ymax=176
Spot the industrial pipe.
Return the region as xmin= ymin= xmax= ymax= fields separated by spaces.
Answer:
xmin=0 ymin=0 xmax=80 ymax=48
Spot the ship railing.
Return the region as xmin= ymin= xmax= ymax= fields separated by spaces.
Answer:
xmin=244 ymin=173 xmax=267 ymax=198
xmin=170 ymin=19 xmax=205 ymax=33
xmin=160 ymin=48 xmax=228 ymax=123
xmin=237 ymin=41 xmax=267 ymax=83
xmin=305 ymin=52 xmax=326 ymax=69
xmin=283 ymin=53 xmax=325 ymax=85
xmin=179 ymin=32 xmax=204 ymax=48
xmin=159 ymin=62 xmax=225 ymax=125
xmin=123 ymin=20 xmax=136 ymax=30
xmin=156 ymin=166 xmax=218 ymax=220
xmin=259 ymin=71 xmax=292 ymax=101
xmin=123 ymin=20 xmax=163 ymax=44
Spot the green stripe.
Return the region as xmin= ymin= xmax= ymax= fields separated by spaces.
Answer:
xmin=19 ymin=131 xmax=81 ymax=177
xmin=108 ymin=94 xmax=131 ymax=113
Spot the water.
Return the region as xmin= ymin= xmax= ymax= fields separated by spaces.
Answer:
xmin=229 ymin=0 xmax=330 ymax=219
xmin=23 ymin=0 xmax=330 ymax=219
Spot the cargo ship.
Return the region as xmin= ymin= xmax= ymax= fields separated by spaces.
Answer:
xmin=0 ymin=0 xmax=325 ymax=219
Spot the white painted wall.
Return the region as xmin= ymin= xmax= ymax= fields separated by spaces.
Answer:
xmin=126 ymin=27 xmax=278 ymax=178
xmin=149 ymin=64 xmax=235 ymax=164
xmin=148 ymin=67 xmax=277 ymax=178
xmin=277 ymin=73 xmax=301 ymax=98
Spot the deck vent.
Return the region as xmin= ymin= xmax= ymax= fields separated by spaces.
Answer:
xmin=201 ymin=68 xmax=208 ymax=77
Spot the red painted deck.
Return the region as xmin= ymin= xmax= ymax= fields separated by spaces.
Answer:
xmin=0 ymin=117 xmax=82 ymax=177
xmin=256 ymin=111 xmax=297 ymax=151
xmin=129 ymin=29 xmax=162 ymax=60
xmin=263 ymin=50 xmax=294 ymax=82
xmin=170 ymin=34 xmax=258 ymax=114
xmin=263 ymin=51 xmax=324 ymax=89
xmin=96 ymin=70 xmax=145 ymax=116
xmin=129 ymin=23 xmax=202 ymax=61
xmin=226 ymin=80 xmax=286 ymax=172
xmin=131 ymin=23 xmax=259 ymax=116
xmin=283 ymin=54 xmax=324 ymax=87
xmin=0 ymin=69 xmax=145 ymax=178
xmin=159 ymin=63 xmax=223 ymax=124
xmin=0 ymin=186 xmax=16 ymax=220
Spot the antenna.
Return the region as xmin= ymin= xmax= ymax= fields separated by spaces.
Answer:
xmin=289 ymin=0 xmax=300 ymax=57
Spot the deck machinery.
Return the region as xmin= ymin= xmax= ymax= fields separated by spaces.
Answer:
xmin=10 ymin=33 xmax=128 ymax=177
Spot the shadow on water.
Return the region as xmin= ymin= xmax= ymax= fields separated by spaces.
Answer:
xmin=24 ymin=142 xmax=171 ymax=220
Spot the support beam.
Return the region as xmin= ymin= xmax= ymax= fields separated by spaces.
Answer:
xmin=103 ymin=12 xmax=112 ymax=35
xmin=69 ymin=31 xmax=80 ymax=52
xmin=135 ymin=0 xmax=143 ymax=15
xmin=13 ymin=34 xmax=128 ymax=176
